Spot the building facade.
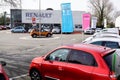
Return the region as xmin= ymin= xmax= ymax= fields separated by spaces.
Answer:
xmin=10 ymin=9 xmax=86 ymax=31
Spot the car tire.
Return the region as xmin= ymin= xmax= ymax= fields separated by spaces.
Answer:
xmin=11 ymin=30 xmax=14 ymax=33
xmin=117 ymin=75 xmax=120 ymax=80
xmin=22 ymin=31 xmax=25 ymax=33
xmin=32 ymin=34 xmax=37 ymax=38
xmin=46 ymin=33 xmax=52 ymax=37
xmin=30 ymin=69 xmax=42 ymax=80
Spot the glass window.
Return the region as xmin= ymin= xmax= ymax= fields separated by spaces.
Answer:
xmin=91 ymin=41 xmax=102 ymax=46
xmin=103 ymin=51 xmax=115 ymax=71
xmin=68 ymin=50 xmax=97 ymax=66
xmin=46 ymin=48 xmax=70 ymax=62
xmin=105 ymin=41 xmax=119 ymax=48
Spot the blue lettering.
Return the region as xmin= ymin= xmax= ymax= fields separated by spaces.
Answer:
xmin=25 ymin=12 xmax=52 ymax=18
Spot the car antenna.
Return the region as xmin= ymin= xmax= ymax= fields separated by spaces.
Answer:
xmin=104 ymin=47 xmax=106 ymax=50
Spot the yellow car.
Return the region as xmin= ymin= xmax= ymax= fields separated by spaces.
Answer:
xmin=30 ymin=29 xmax=53 ymax=38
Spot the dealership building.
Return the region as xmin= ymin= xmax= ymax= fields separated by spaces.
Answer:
xmin=10 ymin=9 xmax=86 ymax=31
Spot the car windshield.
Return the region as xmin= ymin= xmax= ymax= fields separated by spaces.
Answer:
xmin=103 ymin=51 xmax=116 ymax=71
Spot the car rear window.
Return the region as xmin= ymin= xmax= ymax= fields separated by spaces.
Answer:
xmin=68 ymin=49 xmax=97 ymax=66
xmin=103 ymin=51 xmax=116 ymax=71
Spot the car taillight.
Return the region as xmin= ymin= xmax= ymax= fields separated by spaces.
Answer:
xmin=110 ymin=72 xmax=117 ymax=80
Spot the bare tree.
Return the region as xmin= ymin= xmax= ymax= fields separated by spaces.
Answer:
xmin=114 ymin=11 xmax=120 ymax=19
xmin=0 ymin=0 xmax=21 ymax=8
xmin=89 ymin=0 xmax=114 ymax=28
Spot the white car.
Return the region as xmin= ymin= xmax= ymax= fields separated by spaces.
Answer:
xmin=83 ymin=37 xmax=120 ymax=49
xmin=84 ymin=28 xmax=95 ymax=34
xmin=52 ymin=28 xmax=61 ymax=34
xmin=95 ymin=28 xmax=102 ymax=33
xmin=99 ymin=28 xmax=119 ymax=35
xmin=83 ymin=32 xmax=120 ymax=43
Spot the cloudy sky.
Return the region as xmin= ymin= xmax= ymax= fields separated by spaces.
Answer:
xmin=0 ymin=0 xmax=120 ymax=14
xmin=21 ymin=0 xmax=120 ymax=11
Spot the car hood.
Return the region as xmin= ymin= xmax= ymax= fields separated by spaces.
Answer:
xmin=32 ymin=56 xmax=44 ymax=64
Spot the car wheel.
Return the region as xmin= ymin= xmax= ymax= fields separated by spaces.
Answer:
xmin=32 ymin=34 xmax=37 ymax=38
xmin=117 ymin=75 xmax=120 ymax=80
xmin=30 ymin=69 xmax=42 ymax=80
xmin=22 ymin=31 xmax=24 ymax=33
xmin=46 ymin=33 xmax=52 ymax=37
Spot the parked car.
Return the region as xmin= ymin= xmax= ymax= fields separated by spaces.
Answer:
xmin=11 ymin=26 xmax=26 ymax=33
xmin=29 ymin=44 xmax=119 ymax=80
xmin=28 ymin=26 xmax=39 ymax=33
xmin=30 ymin=28 xmax=53 ymax=38
xmin=52 ymin=27 xmax=61 ymax=34
xmin=84 ymin=28 xmax=95 ymax=34
xmin=0 ymin=25 xmax=7 ymax=30
xmin=95 ymin=28 xmax=102 ymax=33
xmin=101 ymin=28 xmax=119 ymax=35
xmin=83 ymin=32 xmax=120 ymax=43
xmin=83 ymin=37 xmax=120 ymax=49
xmin=0 ymin=61 xmax=9 ymax=80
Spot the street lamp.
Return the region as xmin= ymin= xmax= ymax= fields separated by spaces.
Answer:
xmin=39 ymin=0 xmax=41 ymax=32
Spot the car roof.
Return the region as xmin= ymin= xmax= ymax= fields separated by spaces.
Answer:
xmin=60 ymin=44 xmax=115 ymax=57
xmin=94 ymin=33 xmax=120 ymax=38
xmin=90 ymin=37 xmax=120 ymax=42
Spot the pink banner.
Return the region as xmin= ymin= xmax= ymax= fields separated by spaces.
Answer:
xmin=82 ymin=13 xmax=91 ymax=30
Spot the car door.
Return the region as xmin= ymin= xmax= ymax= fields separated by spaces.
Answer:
xmin=41 ymin=48 xmax=71 ymax=80
xmin=15 ymin=27 xmax=20 ymax=32
xmin=60 ymin=49 xmax=96 ymax=80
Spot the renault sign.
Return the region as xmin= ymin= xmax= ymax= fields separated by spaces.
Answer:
xmin=22 ymin=10 xmax=57 ymax=23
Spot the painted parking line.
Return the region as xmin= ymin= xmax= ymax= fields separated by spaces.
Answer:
xmin=9 ymin=73 xmax=29 ymax=80
xmin=19 ymin=36 xmax=60 ymax=40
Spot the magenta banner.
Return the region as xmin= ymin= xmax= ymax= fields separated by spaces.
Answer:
xmin=82 ymin=13 xmax=91 ymax=30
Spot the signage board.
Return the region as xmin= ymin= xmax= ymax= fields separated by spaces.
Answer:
xmin=61 ymin=3 xmax=73 ymax=33
xmin=82 ymin=13 xmax=91 ymax=30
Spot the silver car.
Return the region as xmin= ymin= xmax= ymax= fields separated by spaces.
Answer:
xmin=84 ymin=28 xmax=95 ymax=34
xmin=83 ymin=37 xmax=120 ymax=49
xmin=11 ymin=26 xmax=26 ymax=33
xmin=52 ymin=28 xmax=61 ymax=34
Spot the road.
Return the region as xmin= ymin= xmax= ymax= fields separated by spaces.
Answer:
xmin=0 ymin=30 xmax=90 ymax=80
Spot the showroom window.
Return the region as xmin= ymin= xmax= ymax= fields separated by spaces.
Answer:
xmin=46 ymin=48 xmax=70 ymax=62
xmin=68 ymin=50 xmax=97 ymax=66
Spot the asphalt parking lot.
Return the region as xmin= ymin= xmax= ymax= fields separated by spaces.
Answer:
xmin=0 ymin=30 xmax=90 ymax=80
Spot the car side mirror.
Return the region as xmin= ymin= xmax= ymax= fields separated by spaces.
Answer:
xmin=0 ymin=61 xmax=6 ymax=66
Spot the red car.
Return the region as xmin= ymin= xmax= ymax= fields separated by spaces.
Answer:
xmin=29 ymin=44 xmax=118 ymax=80
xmin=0 ymin=61 xmax=9 ymax=80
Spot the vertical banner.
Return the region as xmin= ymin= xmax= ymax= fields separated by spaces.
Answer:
xmin=61 ymin=3 xmax=73 ymax=33
xmin=104 ymin=19 xmax=107 ymax=28
xmin=91 ymin=17 xmax=97 ymax=29
xmin=82 ymin=13 xmax=91 ymax=30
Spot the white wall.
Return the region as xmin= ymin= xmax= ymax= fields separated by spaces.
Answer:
xmin=22 ymin=9 xmax=86 ymax=25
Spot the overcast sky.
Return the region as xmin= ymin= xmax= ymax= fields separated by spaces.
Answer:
xmin=0 ymin=0 xmax=120 ymax=14
xmin=22 ymin=0 xmax=89 ymax=11
xmin=21 ymin=0 xmax=120 ymax=11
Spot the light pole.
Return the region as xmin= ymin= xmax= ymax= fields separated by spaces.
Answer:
xmin=39 ymin=0 xmax=41 ymax=32
xmin=20 ymin=0 xmax=22 ymax=9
